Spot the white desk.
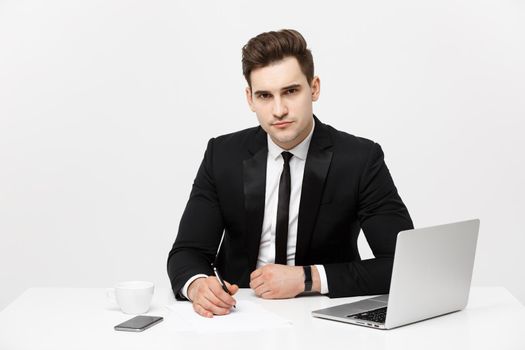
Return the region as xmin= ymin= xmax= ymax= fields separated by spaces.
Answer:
xmin=0 ymin=287 xmax=523 ymax=350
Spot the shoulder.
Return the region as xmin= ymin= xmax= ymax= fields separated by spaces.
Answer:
xmin=201 ymin=125 xmax=265 ymax=162
xmin=317 ymin=122 xmax=387 ymax=181
xmin=328 ymin=124 xmax=375 ymax=147
xmin=320 ymin=121 xmax=380 ymax=159
xmin=212 ymin=126 xmax=261 ymax=147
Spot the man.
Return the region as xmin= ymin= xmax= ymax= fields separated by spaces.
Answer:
xmin=167 ymin=29 xmax=413 ymax=318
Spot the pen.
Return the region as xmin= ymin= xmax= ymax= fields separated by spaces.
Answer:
xmin=212 ymin=263 xmax=236 ymax=308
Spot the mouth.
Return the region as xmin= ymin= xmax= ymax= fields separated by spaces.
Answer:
xmin=272 ymin=121 xmax=293 ymax=129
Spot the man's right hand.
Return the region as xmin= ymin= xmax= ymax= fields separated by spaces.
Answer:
xmin=187 ymin=276 xmax=239 ymax=318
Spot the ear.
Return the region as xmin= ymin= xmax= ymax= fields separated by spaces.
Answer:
xmin=310 ymin=76 xmax=321 ymax=102
xmin=245 ymin=87 xmax=256 ymax=112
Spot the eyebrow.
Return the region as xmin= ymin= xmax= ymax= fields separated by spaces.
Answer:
xmin=253 ymin=84 xmax=302 ymax=96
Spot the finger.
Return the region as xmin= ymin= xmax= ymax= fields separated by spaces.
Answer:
xmin=203 ymin=285 xmax=234 ymax=309
xmin=253 ymin=281 xmax=274 ymax=298
xmin=210 ymin=281 xmax=235 ymax=307
xmin=195 ymin=291 xmax=230 ymax=315
xmin=255 ymin=287 xmax=272 ymax=298
xmin=260 ymin=289 xmax=274 ymax=299
xmin=249 ymin=276 xmax=264 ymax=290
xmin=250 ymin=268 xmax=262 ymax=281
xmin=193 ymin=281 xmax=233 ymax=311
xmin=201 ymin=294 xmax=231 ymax=315
xmin=254 ymin=283 xmax=271 ymax=298
xmin=193 ymin=302 xmax=213 ymax=318
xmin=225 ymin=282 xmax=239 ymax=295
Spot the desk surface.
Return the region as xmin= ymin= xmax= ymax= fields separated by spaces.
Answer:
xmin=0 ymin=287 xmax=523 ymax=350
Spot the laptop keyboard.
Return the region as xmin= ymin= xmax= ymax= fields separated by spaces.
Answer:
xmin=349 ymin=307 xmax=387 ymax=324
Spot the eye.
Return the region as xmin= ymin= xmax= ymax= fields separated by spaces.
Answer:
xmin=285 ymin=88 xmax=298 ymax=95
xmin=258 ymin=93 xmax=271 ymax=100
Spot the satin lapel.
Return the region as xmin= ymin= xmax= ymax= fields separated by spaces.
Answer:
xmin=295 ymin=119 xmax=333 ymax=265
xmin=243 ymin=128 xmax=268 ymax=273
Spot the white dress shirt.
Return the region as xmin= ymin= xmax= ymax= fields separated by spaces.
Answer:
xmin=182 ymin=120 xmax=329 ymax=299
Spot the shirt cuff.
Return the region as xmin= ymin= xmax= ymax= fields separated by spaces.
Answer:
xmin=181 ymin=274 xmax=208 ymax=300
xmin=315 ymin=264 xmax=329 ymax=295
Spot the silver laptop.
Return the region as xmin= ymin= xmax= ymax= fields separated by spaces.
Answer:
xmin=312 ymin=219 xmax=480 ymax=329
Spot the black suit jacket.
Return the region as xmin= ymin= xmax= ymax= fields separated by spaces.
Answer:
xmin=167 ymin=116 xmax=413 ymax=298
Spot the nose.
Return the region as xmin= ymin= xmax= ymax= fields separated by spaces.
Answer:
xmin=272 ymin=97 xmax=288 ymax=119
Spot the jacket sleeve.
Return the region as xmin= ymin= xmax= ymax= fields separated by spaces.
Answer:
xmin=324 ymin=143 xmax=413 ymax=297
xmin=166 ymin=138 xmax=224 ymax=299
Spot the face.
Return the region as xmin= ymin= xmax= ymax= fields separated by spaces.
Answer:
xmin=246 ymin=56 xmax=320 ymax=150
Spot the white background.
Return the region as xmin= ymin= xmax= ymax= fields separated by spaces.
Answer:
xmin=1 ymin=0 xmax=524 ymax=311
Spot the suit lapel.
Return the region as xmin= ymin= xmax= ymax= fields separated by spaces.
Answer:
xmin=243 ymin=127 xmax=268 ymax=273
xmin=295 ymin=118 xmax=333 ymax=265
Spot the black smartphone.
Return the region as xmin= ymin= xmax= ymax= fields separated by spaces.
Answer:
xmin=114 ymin=315 xmax=163 ymax=332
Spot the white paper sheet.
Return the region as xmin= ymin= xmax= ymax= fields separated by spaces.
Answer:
xmin=166 ymin=300 xmax=293 ymax=333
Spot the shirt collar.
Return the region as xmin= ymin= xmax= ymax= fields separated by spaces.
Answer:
xmin=267 ymin=118 xmax=315 ymax=161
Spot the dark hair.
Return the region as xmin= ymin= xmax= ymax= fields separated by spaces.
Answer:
xmin=242 ymin=29 xmax=314 ymax=88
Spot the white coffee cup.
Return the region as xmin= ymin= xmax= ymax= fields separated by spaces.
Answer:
xmin=107 ymin=281 xmax=154 ymax=314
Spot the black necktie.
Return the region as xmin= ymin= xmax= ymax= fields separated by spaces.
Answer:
xmin=275 ymin=151 xmax=293 ymax=265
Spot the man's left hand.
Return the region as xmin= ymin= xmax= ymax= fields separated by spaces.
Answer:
xmin=249 ymin=264 xmax=304 ymax=299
